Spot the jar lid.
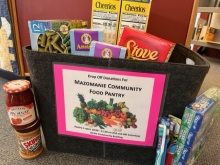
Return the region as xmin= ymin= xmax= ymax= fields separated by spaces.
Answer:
xmin=3 ymin=80 xmax=30 ymax=93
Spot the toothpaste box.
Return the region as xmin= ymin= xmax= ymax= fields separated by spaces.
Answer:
xmin=177 ymin=101 xmax=220 ymax=148
xmin=203 ymin=86 xmax=220 ymax=101
xmin=90 ymin=0 xmax=122 ymax=45
xmin=171 ymin=159 xmax=186 ymax=165
xmin=185 ymin=136 xmax=207 ymax=165
xmin=177 ymin=125 xmax=197 ymax=147
xmin=173 ymin=87 xmax=220 ymax=164
xmin=89 ymin=41 xmax=126 ymax=58
xmin=172 ymin=141 xmax=191 ymax=164
xmin=70 ymin=29 xmax=104 ymax=56
xmin=181 ymin=93 xmax=217 ymax=132
xmin=117 ymin=0 xmax=152 ymax=43
xmin=28 ymin=20 xmax=87 ymax=54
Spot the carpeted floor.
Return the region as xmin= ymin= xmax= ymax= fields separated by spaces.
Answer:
xmin=0 ymin=56 xmax=220 ymax=165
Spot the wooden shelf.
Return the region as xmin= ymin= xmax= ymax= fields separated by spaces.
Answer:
xmin=197 ymin=7 xmax=220 ymax=13
xmin=191 ymin=40 xmax=220 ymax=49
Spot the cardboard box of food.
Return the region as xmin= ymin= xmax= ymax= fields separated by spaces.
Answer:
xmin=28 ymin=20 xmax=87 ymax=54
xmin=118 ymin=26 xmax=175 ymax=62
xmin=117 ymin=0 xmax=152 ymax=43
xmin=90 ymin=0 xmax=122 ymax=45
xmin=89 ymin=41 xmax=126 ymax=58
xmin=70 ymin=29 xmax=104 ymax=56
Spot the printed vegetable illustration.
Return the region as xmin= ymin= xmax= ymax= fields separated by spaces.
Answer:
xmin=97 ymin=100 xmax=107 ymax=110
xmin=73 ymin=95 xmax=138 ymax=130
xmin=87 ymin=99 xmax=98 ymax=109
xmin=106 ymin=98 xmax=114 ymax=110
xmin=73 ymin=107 xmax=88 ymax=124
xmin=90 ymin=114 xmax=106 ymax=129
xmin=77 ymin=93 xmax=87 ymax=108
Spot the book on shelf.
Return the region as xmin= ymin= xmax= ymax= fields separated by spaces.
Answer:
xmin=198 ymin=25 xmax=208 ymax=41
xmin=193 ymin=18 xmax=207 ymax=41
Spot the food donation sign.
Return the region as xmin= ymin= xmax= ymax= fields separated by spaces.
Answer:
xmin=53 ymin=63 xmax=166 ymax=147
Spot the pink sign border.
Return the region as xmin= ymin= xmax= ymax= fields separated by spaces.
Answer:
xmin=53 ymin=63 xmax=166 ymax=147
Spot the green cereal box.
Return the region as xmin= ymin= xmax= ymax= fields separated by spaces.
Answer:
xmin=28 ymin=20 xmax=88 ymax=54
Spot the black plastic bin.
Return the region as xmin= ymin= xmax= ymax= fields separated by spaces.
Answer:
xmin=23 ymin=44 xmax=210 ymax=164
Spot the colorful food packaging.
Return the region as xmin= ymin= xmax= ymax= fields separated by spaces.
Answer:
xmin=28 ymin=20 xmax=88 ymax=54
xmin=90 ymin=0 xmax=122 ymax=45
xmin=117 ymin=0 xmax=152 ymax=42
xmin=118 ymin=27 xmax=175 ymax=62
xmin=89 ymin=41 xmax=126 ymax=59
xmin=70 ymin=29 xmax=104 ymax=56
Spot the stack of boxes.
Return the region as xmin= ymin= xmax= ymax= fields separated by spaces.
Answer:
xmin=90 ymin=0 xmax=152 ymax=44
xmin=28 ymin=1 xmax=153 ymax=56
xmin=172 ymin=86 xmax=220 ymax=165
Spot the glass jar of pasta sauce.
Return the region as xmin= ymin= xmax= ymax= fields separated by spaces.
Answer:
xmin=3 ymin=80 xmax=38 ymax=130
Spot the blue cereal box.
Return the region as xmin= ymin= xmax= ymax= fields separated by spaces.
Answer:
xmin=70 ymin=29 xmax=104 ymax=56
xmin=89 ymin=41 xmax=126 ymax=59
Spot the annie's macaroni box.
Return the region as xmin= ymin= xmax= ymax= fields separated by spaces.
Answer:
xmin=117 ymin=0 xmax=152 ymax=43
xmin=90 ymin=0 xmax=122 ymax=45
xmin=89 ymin=41 xmax=126 ymax=59
xmin=28 ymin=20 xmax=87 ymax=54
xmin=69 ymin=29 xmax=104 ymax=56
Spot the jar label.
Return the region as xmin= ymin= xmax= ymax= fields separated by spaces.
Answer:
xmin=7 ymin=103 xmax=36 ymax=125
xmin=19 ymin=133 xmax=42 ymax=152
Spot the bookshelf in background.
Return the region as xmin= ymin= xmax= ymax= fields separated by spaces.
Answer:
xmin=191 ymin=0 xmax=220 ymax=52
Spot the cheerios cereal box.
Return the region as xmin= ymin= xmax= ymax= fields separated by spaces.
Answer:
xmin=117 ymin=0 xmax=152 ymax=43
xmin=91 ymin=0 xmax=122 ymax=45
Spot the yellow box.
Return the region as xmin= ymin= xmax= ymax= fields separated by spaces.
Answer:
xmin=117 ymin=0 xmax=152 ymax=44
xmin=91 ymin=0 xmax=122 ymax=45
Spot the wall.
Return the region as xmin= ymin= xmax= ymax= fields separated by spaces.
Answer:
xmin=15 ymin=0 xmax=194 ymax=73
